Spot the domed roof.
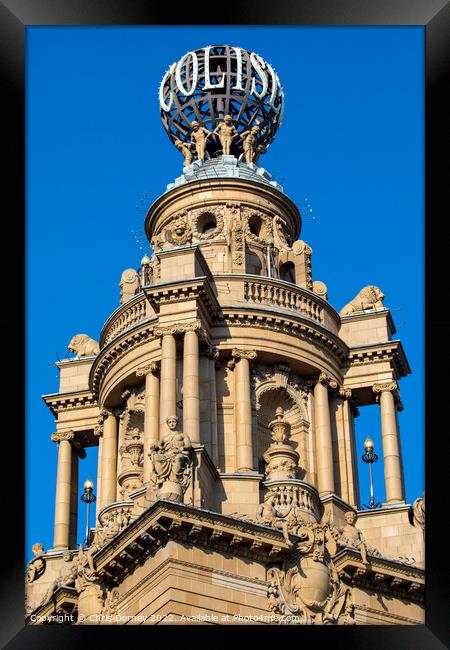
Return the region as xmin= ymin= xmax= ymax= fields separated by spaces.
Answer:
xmin=165 ymin=156 xmax=284 ymax=194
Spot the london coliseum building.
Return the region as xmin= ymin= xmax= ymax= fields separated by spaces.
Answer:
xmin=26 ymin=45 xmax=425 ymax=625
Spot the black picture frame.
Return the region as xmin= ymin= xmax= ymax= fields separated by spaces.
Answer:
xmin=3 ymin=0 xmax=448 ymax=647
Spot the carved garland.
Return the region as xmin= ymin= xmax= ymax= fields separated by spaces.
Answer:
xmin=190 ymin=206 xmax=225 ymax=241
xmin=242 ymin=208 xmax=272 ymax=245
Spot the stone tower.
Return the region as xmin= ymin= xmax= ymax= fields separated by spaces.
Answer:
xmin=27 ymin=45 xmax=424 ymax=625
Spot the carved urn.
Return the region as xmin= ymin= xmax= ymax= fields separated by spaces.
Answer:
xmin=263 ymin=407 xmax=299 ymax=481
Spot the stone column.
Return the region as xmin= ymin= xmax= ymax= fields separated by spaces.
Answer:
xmin=183 ymin=327 xmax=200 ymax=444
xmin=101 ymin=409 xmax=119 ymax=508
xmin=330 ymin=387 xmax=360 ymax=508
xmin=314 ymin=373 xmax=336 ymax=497
xmin=231 ymin=348 xmax=257 ymax=472
xmin=209 ymin=349 xmax=219 ymax=466
xmin=159 ymin=330 xmax=178 ymax=427
xmin=373 ymin=382 xmax=405 ymax=504
xmin=51 ymin=430 xmax=75 ymax=550
xmin=95 ymin=431 xmax=103 ymax=522
xmin=137 ymin=362 xmax=160 ymax=483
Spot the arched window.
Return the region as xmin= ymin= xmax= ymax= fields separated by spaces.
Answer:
xmin=280 ymin=261 xmax=296 ymax=284
xmin=245 ymin=251 xmax=263 ymax=275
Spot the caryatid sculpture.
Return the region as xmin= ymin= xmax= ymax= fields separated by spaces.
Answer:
xmin=213 ymin=114 xmax=238 ymax=156
xmin=241 ymin=125 xmax=260 ymax=164
xmin=148 ymin=415 xmax=193 ymax=503
xmin=175 ymin=138 xmax=193 ymax=167
xmin=190 ymin=121 xmax=211 ymax=161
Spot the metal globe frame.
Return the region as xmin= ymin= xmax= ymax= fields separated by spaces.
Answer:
xmin=159 ymin=45 xmax=284 ymax=160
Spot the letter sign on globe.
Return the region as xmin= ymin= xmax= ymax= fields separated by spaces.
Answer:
xmin=159 ymin=44 xmax=284 ymax=162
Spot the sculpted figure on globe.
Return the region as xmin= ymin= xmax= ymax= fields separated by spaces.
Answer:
xmin=159 ymin=45 xmax=284 ymax=164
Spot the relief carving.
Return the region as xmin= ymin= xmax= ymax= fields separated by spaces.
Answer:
xmin=267 ymin=521 xmax=356 ymax=625
xmin=148 ymin=415 xmax=193 ymax=503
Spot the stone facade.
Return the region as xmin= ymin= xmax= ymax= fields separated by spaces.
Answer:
xmin=26 ymin=46 xmax=424 ymax=626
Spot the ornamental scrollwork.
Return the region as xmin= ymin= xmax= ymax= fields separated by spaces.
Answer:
xmin=191 ymin=206 xmax=224 ymax=241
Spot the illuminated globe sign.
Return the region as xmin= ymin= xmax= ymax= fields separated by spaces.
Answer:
xmin=159 ymin=45 xmax=284 ymax=162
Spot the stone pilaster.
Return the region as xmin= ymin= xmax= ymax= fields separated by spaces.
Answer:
xmin=373 ymin=381 xmax=405 ymax=504
xmin=313 ymin=372 xmax=336 ymax=497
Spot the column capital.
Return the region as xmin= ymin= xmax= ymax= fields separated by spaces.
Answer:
xmin=72 ymin=439 xmax=87 ymax=459
xmin=317 ymin=372 xmax=338 ymax=390
xmin=338 ymin=386 xmax=352 ymax=400
xmin=100 ymin=406 xmax=121 ymax=418
xmin=372 ymin=381 xmax=398 ymax=395
xmin=232 ymin=348 xmax=257 ymax=361
xmin=154 ymin=320 xmax=202 ymax=338
xmin=51 ymin=430 xmax=74 ymax=444
xmin=228 ymin=348 xmax=257 ymax=369
xmin=136 ymin=361 xmax=160 ymax=377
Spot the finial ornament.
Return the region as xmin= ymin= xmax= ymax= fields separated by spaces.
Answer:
xmin=159 ymin=45 xmax=284 ymax=164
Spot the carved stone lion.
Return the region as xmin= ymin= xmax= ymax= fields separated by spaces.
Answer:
xmin=340 ymin=286 xmax=385 ymax=316
xmin=68 ymin=334 xmax=100 ymax=357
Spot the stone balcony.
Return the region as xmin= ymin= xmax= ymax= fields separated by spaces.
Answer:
xmin=100 ymin=274 xmax=341 ymax=349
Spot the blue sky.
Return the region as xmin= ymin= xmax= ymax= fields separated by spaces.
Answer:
xmin=26 ymin=26 xmax=424 ymax=559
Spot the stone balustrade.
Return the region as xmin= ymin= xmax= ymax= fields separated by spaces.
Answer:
xmin=101 ymin=294 xmax=151 ymax=347
xmin=101 ymin=274 xmax=340 ymax=348
xmin=217 ymin=274 xmax=340 ymax=335
xmin=263 ymin=479 xmax=322 ymax=523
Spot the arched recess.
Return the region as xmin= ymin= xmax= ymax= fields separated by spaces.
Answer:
xmin=245 ymin=250 xmax=264 ymax=275
xmin=279 ymin=260 xmax=296 ymax=284
xmin=254 ymin=380 xmax=311 ymax=481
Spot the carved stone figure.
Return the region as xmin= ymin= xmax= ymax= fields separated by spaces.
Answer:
xmin=26 ymin=543 xmax=46 ymax=583
xmin=413 ymin=492 xmax=425 ymax=532
xmin=165 ymin=212 xmax=192 ymax=246
xmin=241 ymin=125 xmax=260 ymax=164
xmin=256 ymin=492 xmax=292 ymax=546
xmin=213 ymin=115 xmax=238 ymax=155
xmin=74 ymin=545 xmax=106 ymax=622
xmin=337 ymin=511 xmax=369 ymax=565
xmin=68 ymin=334 xmax=100 ymax=357
xmin=190 ymin=121 xmax=211 ymax=161
xmin=148 ymin=415 xmax=192 ymax=503
xmin=41 ymin=550 xmax=76 ymax=604
xmin=340 ymin=286 xmax=385 ymax=316
xmin=175 ymin=139 xmax=193 ymax=167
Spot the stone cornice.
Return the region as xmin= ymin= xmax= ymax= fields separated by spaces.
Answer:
xmin=93 ymin=500 xmax=290 ymax=583
xmin=333 ymin=548 xmax=424 ymax=604
xmin=26 ymin=585 xmax=78 ymax=622
xmin=42 ymin=390 xmax=97 ymax=417
xmin=222 ymin=308 xmax=349 ymax=363
xmin=90 ymin=321 xmax=157 ymax=400
xmin=346 ymin=340 xmax=410 ymax=378
xmin=144 ymin=277 xmax=220 ymax=320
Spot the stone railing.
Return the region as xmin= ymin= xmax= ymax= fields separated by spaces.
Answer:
xmin=215 ymin=274 xmax=340 ymax=334
xmin=101 ymin=294 xmax=151 ymax=347
xmin=263 ymin=479 xmax=322 ymax=523
xmin=96 ymin=501 xmax=135 ymax=540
